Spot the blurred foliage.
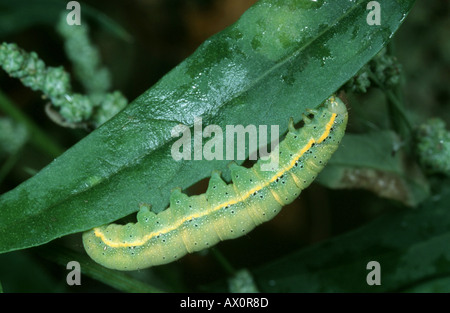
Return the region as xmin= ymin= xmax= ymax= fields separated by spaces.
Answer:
xmin=0 ymin=33 xmax=128 ymax=128
xmin=414 ymin=118 xmax=450 ymax=175
xmin=317 ymin=130 xmax=429 ymax=207
xmin=227 ymin=269 xmax=260 ymax=293
xmin=0 ymin=117 xmax=28 ymax=157
xmin=344 ymin=48 xmax=403 ymax=94
xmin=0 ymin=0 xmax=449 ymax=293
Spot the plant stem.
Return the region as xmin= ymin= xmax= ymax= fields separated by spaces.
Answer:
xmin=0 ymin=90 xmax=64 ymax=158
xmin=211 ymin=248 xmax=236 ymax=276
xmin=367 ymin=69 xmax=412 ymax=138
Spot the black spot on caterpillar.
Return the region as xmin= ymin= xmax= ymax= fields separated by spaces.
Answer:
xmin=82 ymin=96 xmax=348 ymax=270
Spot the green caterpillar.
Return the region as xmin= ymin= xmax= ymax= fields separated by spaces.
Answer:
xmin=83 ymin=96 xmax=348 ymax=271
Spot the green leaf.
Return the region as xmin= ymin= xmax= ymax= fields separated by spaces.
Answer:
xmin=0 ymin=0 xmax=415 ymax=254
xmin=240 ymin=189 xmax=450 ymax=292
xmin=317 ymin=130 xmax=429 ymax=206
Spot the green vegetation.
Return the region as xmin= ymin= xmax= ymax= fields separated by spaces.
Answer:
xmin=1 ymin=0 xmax=449 ymax=293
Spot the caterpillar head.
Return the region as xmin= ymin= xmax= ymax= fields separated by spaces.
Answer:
xmin=326 ymin=96 xmax=347 ymax=115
